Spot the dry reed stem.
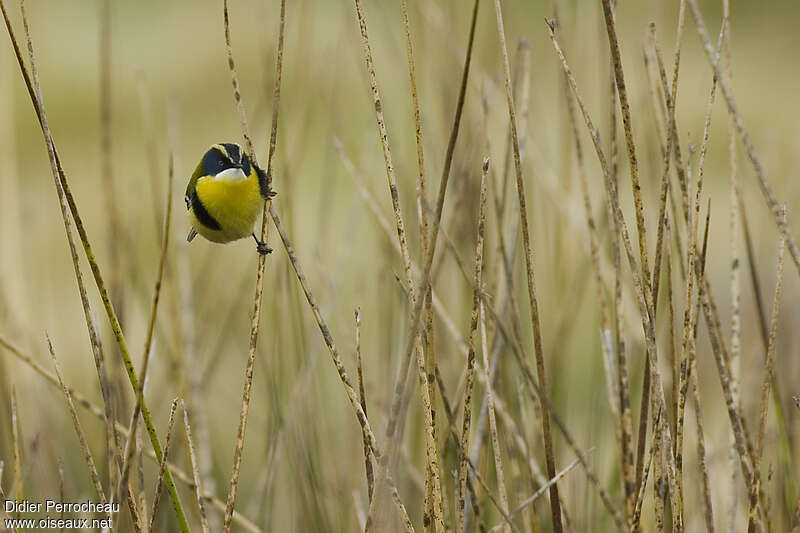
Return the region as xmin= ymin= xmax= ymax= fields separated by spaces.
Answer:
xmin=562 ymin=32 xmax=633 ymax=520
xmin=365 ymin=0 xmax=479 ymax=528
xmin=354 ymin=308 xmax=374 ymax=502
xmin=220 ymin=0 xmax=284 ymax=529
xmin=182 ymin=401 xmax=210 ymax=533
xmin=487 ymin=456 xmax=582 ymax=533
xmin=343 ymin=143 xmax=551 ymax=528
xmin=1 ymin=1 xmax=120 ymax=511
xmin=57 ymin=459 xmax=65 ymax=531
xmin=645 ymin=25 xmax=680 ymax=487
xmin=723 ymin=1 xmax=742 ymax=527
xmin=457 ymin=158 xmax=490 ymax=533
xmin=387 ymin=207 xmax=523 ymax=531
xmin=0 ymin=335 xmax=264 ymax=532
xmin=47 ymin=336 xmax=107 ymax=504
xmin=149 ymin=399 xmax=179 ymax=533
xmin=631 ymin=408 xmax=659 ymax=533
xmin=352 ymin=1 xmax=444 ymax=527
xmin=269 ymin=206 xmax=413 ymax=531
xmin=116 ymin=152 xmax=174 ymax=514
xmin=463 ymin=272 xmax=624 ymax=529
xmin=601 ymin=0 xmax=650 ymax=288
xmin=697 ymin=264 xmax=755 ymax=498
xmin=493 ymin=5 xmax=562 ymax=532
xmin=564 ymin=50 xmax=617 ymax=414
xmin=737 ymin=173 xmax=798 ymax=507
xmin=399 ymin=4 xmax=442 ymax=523
xmin=687 ymin=0 xmax=800 ymax=277
xmin=345 ymin=25 xmax=601 ymax=530
xmin=684 ymin=203 xmax=715 ymax=533
xmin=1 ymin=3 xmax=190 ymax=527
xmin=98 ymin=0 xmax=121 ymax=496
xmin=479 ymin=271 xmax=510 ymax=532
xmin=0 ymin=459 xmax=14 ymax=533
xmin=11 ymin=385 xmax=21 ymax=504
xmin=432 ymin=372 xmax=488 ymax=533
xmin=691 ymin=355 xmax=715 ymax=533
xmin=748 ymin=210 xmax=786 ymax=532
xmin=665 ymin=215 xmax=679 ymax=450
xmin=548 ymin=20 xmax=682 ymax=530
xmin=401 ymin=0 xmax=428 ymax=258
xmin=673 ymin=25 xmax=723 ymax=527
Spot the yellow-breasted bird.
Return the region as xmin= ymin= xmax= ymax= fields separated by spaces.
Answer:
xmin=185 ymin=143 xmax=276 ymax=254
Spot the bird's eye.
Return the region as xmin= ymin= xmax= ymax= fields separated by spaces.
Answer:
xmin=219 ymin=160 xmax=225 ymax=168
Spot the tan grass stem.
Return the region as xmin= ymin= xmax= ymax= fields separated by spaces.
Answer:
xmin=0 ymin=335 xmax=264 ymax=532
xmin=494 ymin=4 xmax=562 ymax=531
xmin=601 ymin=0 xmax=650 ymax=287
xmin=748 ymin=209 xmax=786 ymax=532
xmin=456 ymin=158 xmax=490 ymax=533
xmin=487 ymin=457 xmax=582 ymax=533
xmin=562 ymin=38 xmax=632 ymax=521
xmin=148 ymin=399 xmax=179 ymax=533
xmin=548 ymin=20 xmax=681 ymax=530
xmin=2 ymin=2 xmax=120 ymax=513
xmin=47 ymin=336 xmax=107 ymax=505
xmin=687 ymin=0 xmax=800 ymax=277
xmin=11 ymin=385 xmax=21 ymax=505
xmin=182 ymin=401 xmax=210 ymax=533
xmin=1 ymin=3 xmax=190 ymax=527
xmin=352 ymin=0 xmax=444 ymax=527
xmin=363 ymin=0 xmax=479 ymax=528
xmin=354 ymin=308 xmax=374 ymax=502
xmin=219 ymin=0 xmax=284 ymax=529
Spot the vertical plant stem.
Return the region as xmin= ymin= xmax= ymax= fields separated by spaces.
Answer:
xmin=494 ymin=4 xmax=563 ymax=531
xmin=748 ymin=209 xmax=786 ymax=532
xmin=47 ymin=335 xmax=107 ymax=504
xmin=98 ymin=0 xmax=121 ymax=496
xmin=687 ymin=0 xmax=800 ymax=277
xmin=601 ymin=0 xmax=650 ymax=287
xmin=220 ymin=0 xmax=284 ymax=529
xmin=722 ymin=2 xmax=741 ymax=529
xmin=457 ymin=158 xmax=490 ymax=533
xmin=11 ymin=385 xmax=21 ymax=504
xmin=548 ymin=20 xmax=680 ymax=531
xmin=149 ymin=399 xmax=179 ymax=533
xmin=353 ymin=0 xmax=444 ymax=527
xmin=183 ymin=401 xmax=210 ymax=533
xmin=354 ymin=308 xmax=374 ymax=502
xmin=364 ymin=0 xmax=479 ymax=528
xmin=479 ymin=245 xmax=511 ymax=533
xmin=563 ymin=50 xmax=632 ymax=522
xmin=1 ymin=3 xmax=190 ymax=528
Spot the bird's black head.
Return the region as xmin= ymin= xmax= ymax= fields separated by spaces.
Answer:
xmin=202 ymin=143 xmax=252 ymax=177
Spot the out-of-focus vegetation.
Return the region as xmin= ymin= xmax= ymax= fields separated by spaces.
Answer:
xmin=1 ymin=0 xmax=799 ymax=531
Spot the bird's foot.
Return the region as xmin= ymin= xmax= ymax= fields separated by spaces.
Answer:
xmin=252 ymin=233 xmax=273 ymax=255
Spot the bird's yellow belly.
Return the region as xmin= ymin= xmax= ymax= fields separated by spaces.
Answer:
xmin=191 ymin=175 xmax=262 ymax=243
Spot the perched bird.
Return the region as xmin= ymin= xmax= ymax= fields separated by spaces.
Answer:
xmin=185 ymin=143 xmax=276 ymax=254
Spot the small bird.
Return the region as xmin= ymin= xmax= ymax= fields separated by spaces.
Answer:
xmin=185 ymin=143 xmax=276 ymax=254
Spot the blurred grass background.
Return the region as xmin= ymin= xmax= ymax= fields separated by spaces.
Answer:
xmin=0 ymin=0 xmax=799 ymax=531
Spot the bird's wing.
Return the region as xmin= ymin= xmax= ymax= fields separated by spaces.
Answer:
xmin=254 ymin=161 xmax=275 ymax=200
xmin=185 ymin=159 xmax=205 ymax=209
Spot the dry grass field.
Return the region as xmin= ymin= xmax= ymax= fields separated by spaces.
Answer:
xmin=1 ymin=0 xmax=799 ymax=531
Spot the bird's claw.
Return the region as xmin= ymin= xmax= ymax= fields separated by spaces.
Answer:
xmin=257 ymin=243 xmax=273 ymax=255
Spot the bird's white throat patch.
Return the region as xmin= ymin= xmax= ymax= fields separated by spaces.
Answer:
xmin=214 ymin=167 xmax=247 ymax=182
